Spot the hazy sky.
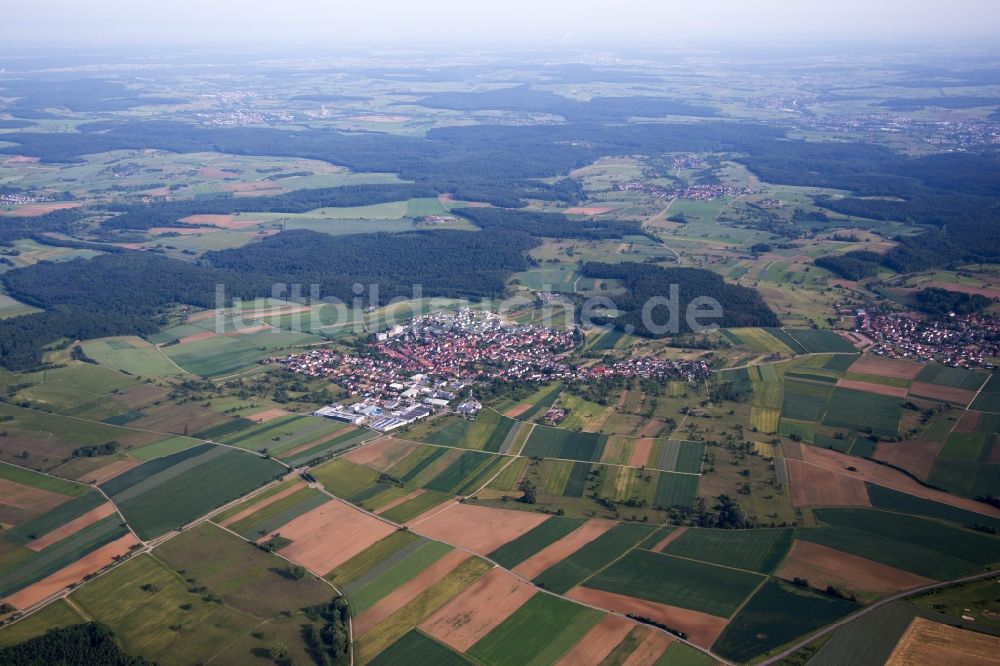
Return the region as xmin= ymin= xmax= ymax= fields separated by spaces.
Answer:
xmin=3 ymin=0 xmax=1000 ymax=46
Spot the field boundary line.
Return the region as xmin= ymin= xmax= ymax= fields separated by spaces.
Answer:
xmin=966 ymin=372 xmax=993 ymax=411
xmin=150 ymin=343 xmax=192 ymax=375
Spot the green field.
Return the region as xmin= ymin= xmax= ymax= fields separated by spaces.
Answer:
xmin=328 ymin=530 xmax=421 ymax=585
xmin=784 ymin=329 xmax=857 ymax=354
xmin=68 ymin=554 xmax=260 ymax=664
xmin=3 ymin=491 xmax=106 ymax=544
xmin=663 ymin=528 xmax=794 ymax=574
xmin=865 ymin=483 xmax=1000 ymax=532
xmin=380 ymin=491 xmax=452 ymax=523
xmin=221 ymin=414 xmax=347 ymax=455
xmin=585 ymin=549 xmax=764 ymax=618
xmin=0 ymin=599 xmax=87 ymax=647
xmin=312 ymin=458 xmax=381 ymax=498
xmin=807 ymin=601 xmax=933 ymax=666
xmin=488 ymin=516 xmax=588 ymax=569
xmin=652 ymin=472 xmax=700 ymax=509
xmin=343 ymin=540 xmax=452 ymax=614
xmin=154 ymin=523 xmax=332 ymax=617
xmin=101 ymin=444 xmax=284 ymax=539
xmin=161 ymin=335 xmax=273 ymax=378
xmin=799 ymin=508 xmax=1000 ymax=579
xmin=426 ymin=409 xmax=516 ymax=453
xmin=0 ymin=461 xmax=90 ymax=497
xmin=422 ymin=450 xmax=508 ymax=496
xmin=532 ymin=523 xmax=659 ymax=594
xmin=781 ymin=379 xmax=833 ymax=421
xmin=80 ymin=336 xmax=186 ymax=376
xmin=712 ymin=580 xmax=859 ymax=663
xmin=821 ymin=388 xmax=903 ymax=437
xmin=940 ymin=432 xmax=989 ymax=461
xmin=229 ymin=489 xmax=328 ymax=540
xmin=521 ymin=426 xmax=607 ymax=462
xmin=0 ymin=514 xmax=128 ymax=597
xmin=466 ymin=592 xmax=603 ymax=666
xmin=129 ymin=435 xmax=202 ymax=461
xmin=370 ymin=629 xmax=471 ymax=666
xmin=915 ymin=363 xmax=989 ymax=390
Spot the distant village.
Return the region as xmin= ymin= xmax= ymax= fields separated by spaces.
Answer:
xmin=265 ymin=309 xmax=710 ymax=431
xmin=613 ymin=180 xmax=752 ymax=201
xmin=0 ymin=192 xmax=53 ymax=206
xmin=855 ymin=309 xmax=1000 ymax=369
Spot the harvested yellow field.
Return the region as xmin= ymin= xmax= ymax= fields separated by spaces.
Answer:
xmin=887 ymin=616 xmax=1000 ymax=666
xmin=751 ymin=407 xmax=780 ymax=433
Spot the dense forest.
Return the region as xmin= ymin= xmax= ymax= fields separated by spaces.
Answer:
xmin=0 ymin=225 xmax=541 ymax=369
xmin=0 ymin=208 xmax=87 ymax=245
xmin=816 ymin=218 xmax=1000 ymax=278
xmin=103 ymin=183 xmax=438 ymax=230
xmin=454 ymin=207 xmax=643 ymax=240
xmin=202 ymin=228 xmax=535 ymax=302
xmin=0 ymin=252 xmax=272 ymax=370
xmin=0 ymin=79 xmax=178 ymax=118
xmin=579 ymin=262 xmax=780 ymax=336
xmin=913 ymin=287 xmax=993 ymax=316
xmin=0 ymin=622 xmax=149 ymax=665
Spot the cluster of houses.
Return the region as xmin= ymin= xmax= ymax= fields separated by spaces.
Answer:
xmin=613 ymin=180 xmax=752 ymax=201
xmin=0 ymin=192 xmax=52 ymax=206
xmin=269 ymin=311 xmax=713 ymax=438
xmin=856 ymin=309 xmax=999 ymax=369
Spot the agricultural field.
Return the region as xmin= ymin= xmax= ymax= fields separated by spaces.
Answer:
xmin=78 ymin=337 xmax=186 ymax=376
xmin=100 ymin=443 xmax=285 ymax=539
xmin=584 ymin=548 xmax=765 ymax=617
xmin=711 ymin=580 xmax=859 ymax=663
xmin=4 ymin=43 xmax=1000 ymax=666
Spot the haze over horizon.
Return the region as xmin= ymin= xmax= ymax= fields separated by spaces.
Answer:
xmin=2 ymin=0 xmax=1000 ymax=47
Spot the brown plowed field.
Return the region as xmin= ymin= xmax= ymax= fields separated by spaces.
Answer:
xmin=178 ymin=331 xmax=217 ymax=345
xmin=629 ymin=439 xmax=654 ymax=467
xmin=651 ymin=527 xmax=687 ymax=552
xmin=799 ymin=444 xmax=1000 ymax=518
xmin=512 ymin=519 xmax=617 ymax=580
xmin=778 ymin=540 xmax=934 ymax=598
xmin=263 ymin=499 xmax=395 ymax=575
xmin=620 ymin=626 xmax=674 ymax=666
xmin=344 ymin=437 xmax=414 ymax=471
xmin=6 ymin=534 xmax=140 ymax=610
xmin=352 ymin=550 xmax=470 ymax=637
xmin=0 ymin=479 xmax=70 ymax=519
xmin=26 ymin=503 xmax=117 ymax=552
xmin=554 ymin=613 xmax=634 ymax=665
xmin=504 ymin=403 xmax=533 ymax=418
xmin=908 ymin=382 xmax=977 ymax=406
xmin=419 ymin=567 xmax=536 ymax=651
xmin=836 ymin=378 xmax=909 ymax=398
xmin=248 ymin=408 xmax=293 ymax=423
xmin=954 ymin=411 xmax=982 ymax=433
xmin=787 ymin=459 xmax=871 ymax=508
xmin=565 ymin=587 xmax=728 ymax=648
xmin=638 ymin=419 xmax=666 ymax=438
xmin=219 ymin=481 xmax=305 ymax=527
xmin=873 ymin=440 xmax=943 ymax=481
xmin=847 ymin=355 xmax=922 ymax=380
xmin=374 ymin=489 xmax=424 ymax=515
xmin=412 ymin=504 xmax=548 ymax=555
